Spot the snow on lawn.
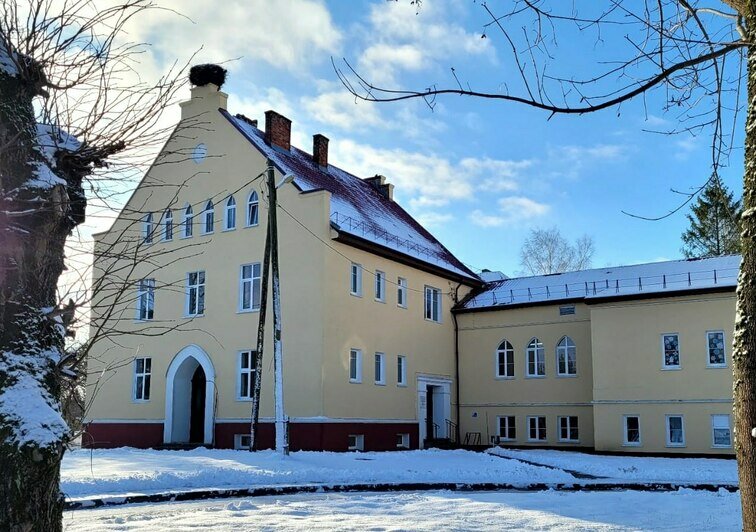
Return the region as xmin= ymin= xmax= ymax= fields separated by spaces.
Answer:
xmin=61 ymin=448 xmax=574 ymax=500
xmin=62 ymin=488 xmax=741 ymax=531
xmin=489 ymin=448 xmax=738 ymax=484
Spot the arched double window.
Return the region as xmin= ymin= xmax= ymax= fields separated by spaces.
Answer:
xmin=247 ymin=191 xmax=259 ymax=227
xmin=526 ymin=338 xmax=545 ymax=377
xmin=225 ymin=196 xmax=236 ymax=230
xmin=557 ymin=336 xmax=577 ymax=376
xmin=163 ymin=209 xmax=173 ymax=241
xmin=183 ymin=204 xmax=193 ymax=238
xmin=143 ymin=212 xmax=153 ymax=244
xmin=496 ymin=339 xmax=515 ymax=378
xmin=203 ymin=200 xmax=214 ymax=234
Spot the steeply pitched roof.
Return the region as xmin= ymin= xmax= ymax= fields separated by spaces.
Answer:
xmin=458 ymin=255 xmax=740 ymax=311
xmin=221 ymin=109 xmax=479 ymax=283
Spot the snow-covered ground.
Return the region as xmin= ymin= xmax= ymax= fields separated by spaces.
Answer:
xmin=488 ymin=448 xmax=738 ymax=484
xmin=63 ymin=489 xmax=741 ymax=531
xmin=62 ymin=448 xmax=575 ymax=500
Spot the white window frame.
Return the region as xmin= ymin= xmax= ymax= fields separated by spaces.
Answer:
xmin=374 ymin=270 xmax=386 ymax=302
xmin=396 ymin=433 xmax=410 ymax=449
xmin=665 ymin=414 xmax=686 ymax=447
xmin=239 ymin=263 xmax=262 ymax=312
xmin=661 ymin=333 xmax=681 ymax=370
xmin=527 ymin=416 xmax=547 ymax=442
xmin=558 ymin=416 xmax=579 ymax=442
xmin=182 ymin=204 xmax=193 ymax=238
xmin=374 ymin=352 xmax=386 ymax=385
xmin=224 ymin=196 xmax=236 ymax=231
xmin=711 ymin=414 xmax=732 ymax=448
xmin=706 ymin=330 xmax=727 ymax=368
xmin=397 ymin=277 xmax=407 ymax=308
xmin=350 ymin=263 xmax=363 ymax=296
xmin=237 ymin=349 xmax=256 ymax=401
xmin=556 ymin=336 xmax=577 ymax=376
xmin=133 ymin=356 xmax=152 ymax=402
xmin=349 ymin=349 xmax=362 ymax=383
xmin=347 ymin=434 xmax=365 ymax=451
xmin=186 ymin=270 xmax=206 ymax=317
xmin=498 ymin=415 xmax=516 ymax=441
xmin=136 ymin=278 xmax=155 ymax=321
xmin=397 ymin=355 xmax=407 ymax=387
xmin=526 ymin=338 xmax=546 ymax=377
xmin=623 ymin=415 xmax=641 ymax=446
xmin=496 ymin=339 xmax=515 ymax=379
xmin=163 ymin=209 xmax=173 ymax=242
xmin=246 ymin=191 xmax=259 ymax=227
xmin=424 ymin=285 xmax=441 ymax=323
xmin=143 ymin=212 xmax=153 ymax=244
xmin=202 ymin=200 xmax=214 ymax=234
xmin=234 ymin=434 xmax=252 ymax=450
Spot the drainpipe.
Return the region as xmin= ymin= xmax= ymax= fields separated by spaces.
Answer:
xmin=452 ymin=283 xmax=462 ymax=445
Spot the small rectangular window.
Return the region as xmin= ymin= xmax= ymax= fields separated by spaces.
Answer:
xmin=238 ymin=350 xmax=256 ymax=400
xmin=133 ymin=357 xmax=151 ymax=401
xmin=558 ymin=416 xmax=579 ymax=442
xmin=397 ymin=355 xmax=407 ymax=386
xmin=349 ymin=349 xmax=362 ymax=383
xmin=527 ymin=416 xmax=546 ymax=442
xmin=239 ymin=263 xmax=262 ymax=312
xmin=623 ymin=415 xmax=641 ymax=446
xmin=712 ymin=415 xmax=732 ymax=448
xmin=662 ymin=333 xmax=680 ymax=369
xmin=374 ymin=352 xmax=385 ymax=384
xmin=666 ymin=415 xmax=685 ymax=447
xmin=397 ymin=277 xmax=407 ymax=308
xmin=136 ymin=278 xmax=155 ymax=321
xmin=396 ymin=433 xmax=410 ymax=449
xmin=424 ymin=286 xmax=441 ymax=323
xmin=498 ymin=416 xmax=516 ymax=441
xmin=559 ymin=305 xmax=575 ymax=316
xmin=375 ymin=270 xmax=385 ymax=301
xmin=348 ymin=434 xmax=364 ymax=451
xmin=350 ymin=263 xmax=362 ymax=296
xmin=707 ymin=331 xmax=727 ymax=367
xmin=187 ymin=270 xmax=206 ymax=316
xmin=234 ymin=434 xmax=252 ymax=450
xmin=143 ymin=213 xmax=153 ymax=244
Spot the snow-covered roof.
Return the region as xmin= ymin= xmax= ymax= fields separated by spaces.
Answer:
xmin=458 ymin=255 xmax=740 ymax=311
xmin=222 ymin=110 xmax=479 ymax=282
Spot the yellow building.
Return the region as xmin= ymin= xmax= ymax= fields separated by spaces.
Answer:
xmin=84 ymin=80 xmax=739 ymax=455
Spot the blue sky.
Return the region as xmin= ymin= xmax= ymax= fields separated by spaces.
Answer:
xmin=124 ymin=0 xmax=745 ymax=276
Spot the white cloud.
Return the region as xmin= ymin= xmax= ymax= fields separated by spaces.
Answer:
xmin=469 ymin=196 xmax=550 ymax=228
xmin=546 ymin=143 xmax=626 ymax=179
xmin=415 ymin=211 xmax=454 ymax=227
xmin=675 ymin=135 xmax=698 ymax=160
xmin=301 ymin=91 xmax=384 ymax=132
xmin=469 ymin=209 xmax=507 ymax=228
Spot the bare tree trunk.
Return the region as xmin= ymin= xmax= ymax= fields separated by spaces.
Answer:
xmin=735 ymin=14 xmax=756 ymax=530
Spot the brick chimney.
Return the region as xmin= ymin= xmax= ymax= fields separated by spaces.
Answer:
xmin=365 ymin=174 xmax=394 ymax=201
xmin=313 ymin=134 xmax=329 ymax=168
xmin=265 ymin=110 xmax=291 ymax=151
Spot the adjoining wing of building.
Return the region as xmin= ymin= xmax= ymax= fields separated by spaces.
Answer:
xmin=84 ymin=82 xmax=739 ymax=456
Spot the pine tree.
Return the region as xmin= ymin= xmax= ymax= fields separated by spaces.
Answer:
xmin=681 ymin=174 xmax=742 ymax=258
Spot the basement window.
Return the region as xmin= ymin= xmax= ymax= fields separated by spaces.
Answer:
xmin=348 ymin=434 xmax=364 ymax=451
xmin=396 ymin=433 xmax=410 ymax=449
xmin=234 ymin=434 xmax=252 ymax=450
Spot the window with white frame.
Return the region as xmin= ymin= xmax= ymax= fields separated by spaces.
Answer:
xmin=496 ymin=339 xmax=515 ymax=378
xmin=374 ymin=270 xmax=385 ymax=301
xmin=186 ymin=270 xmax=205 ymax=316
xmin=350 ymin=263 xmax=362 ymax=296
xmin=374 ymin=352 xmax=385 ymax=384
xmin=424 ymin=286 xmax=441 ymax=322
xmin=666 ymin=415 xmax=685 ymax=446
xmin=239 ymin=263 xmax=262 ymax=312
xmin=163 ymin=209 xmax=173 ymax=241
xmin=556 ymin=336 xmax=577 ymax=376
xmin=527 ymin=416 xmax=546 ymax=442
xmin=397 ymin=277 xmax=407 ymax=308
xmin=396 ymin=433 xmax=410 ymax=449
xmin=224 ymin=196 xmax=236 ymax=230
xmin=623 ymin=415 xmax=641 ymax=445
xmin=133 ymin=357 xmax=151 ymax=401
xmin=711 ymin=415 xmax=732 ymax=448
xmin=498 ymin=416 xmax=516 ymax=441
xmin=662 ymin=333 xmax=680 ymax=368
xmin=136 ymin=278 xmax=155 ymax=321
xmin=238 ymin=350 xmax=256 ymax=400
xmin=349 ymin=349 xmax=362 ymax=383
xmin=234 ymin=434 xmax=252 ymax=450
xmin=526 ymin=338 xmax=546 ymax=377
xmin=348 ymin=434 xmax=364 ymax=451
xmin=143 ymin=212 xmax=153 ymax=244
xmin=707 ymin=331 xmax=727 ymax=367
xmin=247 ymin=191 xmax=259 ymax=226
xmin=183 ymin=204 xmax=193 ymax=238
xmin=558 ymin=416 xmax=579 ymax=442
xmin=397 ymin=355 xmax=407 ymax=386
xmin=203 ymin=200 xmax=214 ymax=234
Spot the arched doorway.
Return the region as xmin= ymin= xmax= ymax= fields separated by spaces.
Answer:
xmin=164 ymin=345 xmax=215 ymax=446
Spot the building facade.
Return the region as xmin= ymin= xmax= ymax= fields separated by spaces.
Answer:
xmin=84 ymin=82 xmax=739 ymax=455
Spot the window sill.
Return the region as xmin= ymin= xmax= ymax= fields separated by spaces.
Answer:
xmin=237 ymin=308 xmax=261 ymax=314
xmin=424 ymin=318 xmax=442 ymax=325
xmin=375 ymin=382 xmax=386 ymax=386
xmin=222 ymin=227 xmax=236 ymax=232
xmin=374 ymin=298 xmax=386 ymax=303
xmin=495 ymin=376 xmax=516 ymax=381
xmin=706 ymin=364 xmax=728 ymax=369
xmin=556 ymin=374 xmax=578 ymax=378
xmin=201 ymin=231 xmax=214 ymax=236
xmin=163 ymin=238 xmax=173 ymax=243
xmin=525 ymin=375 xmax=546 ymax=379
xmin=397 ymin=304 xmax=407 ymax=309
xmin=349 ymin=379 xmax=362 ymax=384
xmin=712 ymin=444 xmax=733 ymax=449
xmin=499 ymin=438 xmax=516 ymax=442
xmin=235 ymin=397 xmax=253 ymax=402
xmin=397 ymin=383 xmax=408 ymax=388
xmin=527 ymin=439 xmax=547 ymax=443
xmin=132 ymin=399 xmax=150 ymax=404
xmin=661 ymin=367 xmax=682 ymax=371
xmin=622 ymin=442 xmax=642 ymax=447
xmin=558 ymin=440 xmax=580 ymax=444
xmin=184 ymin=314 xmax=205 ymax=319
xmin=665 ymin=443 xmax=686 ymax=448
xmin=350 ymin=292 xmax=363 ymax=298
xmin=133 ymin=319 xmax=154 ymax=324
xmin=245 ymin=224 xmax=260 ymax=228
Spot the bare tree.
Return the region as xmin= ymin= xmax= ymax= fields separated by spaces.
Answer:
xmin=338 ymin=2 xmax=756 ymax=525
xmin=520 ymin=227 xmax=595 ymax=275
